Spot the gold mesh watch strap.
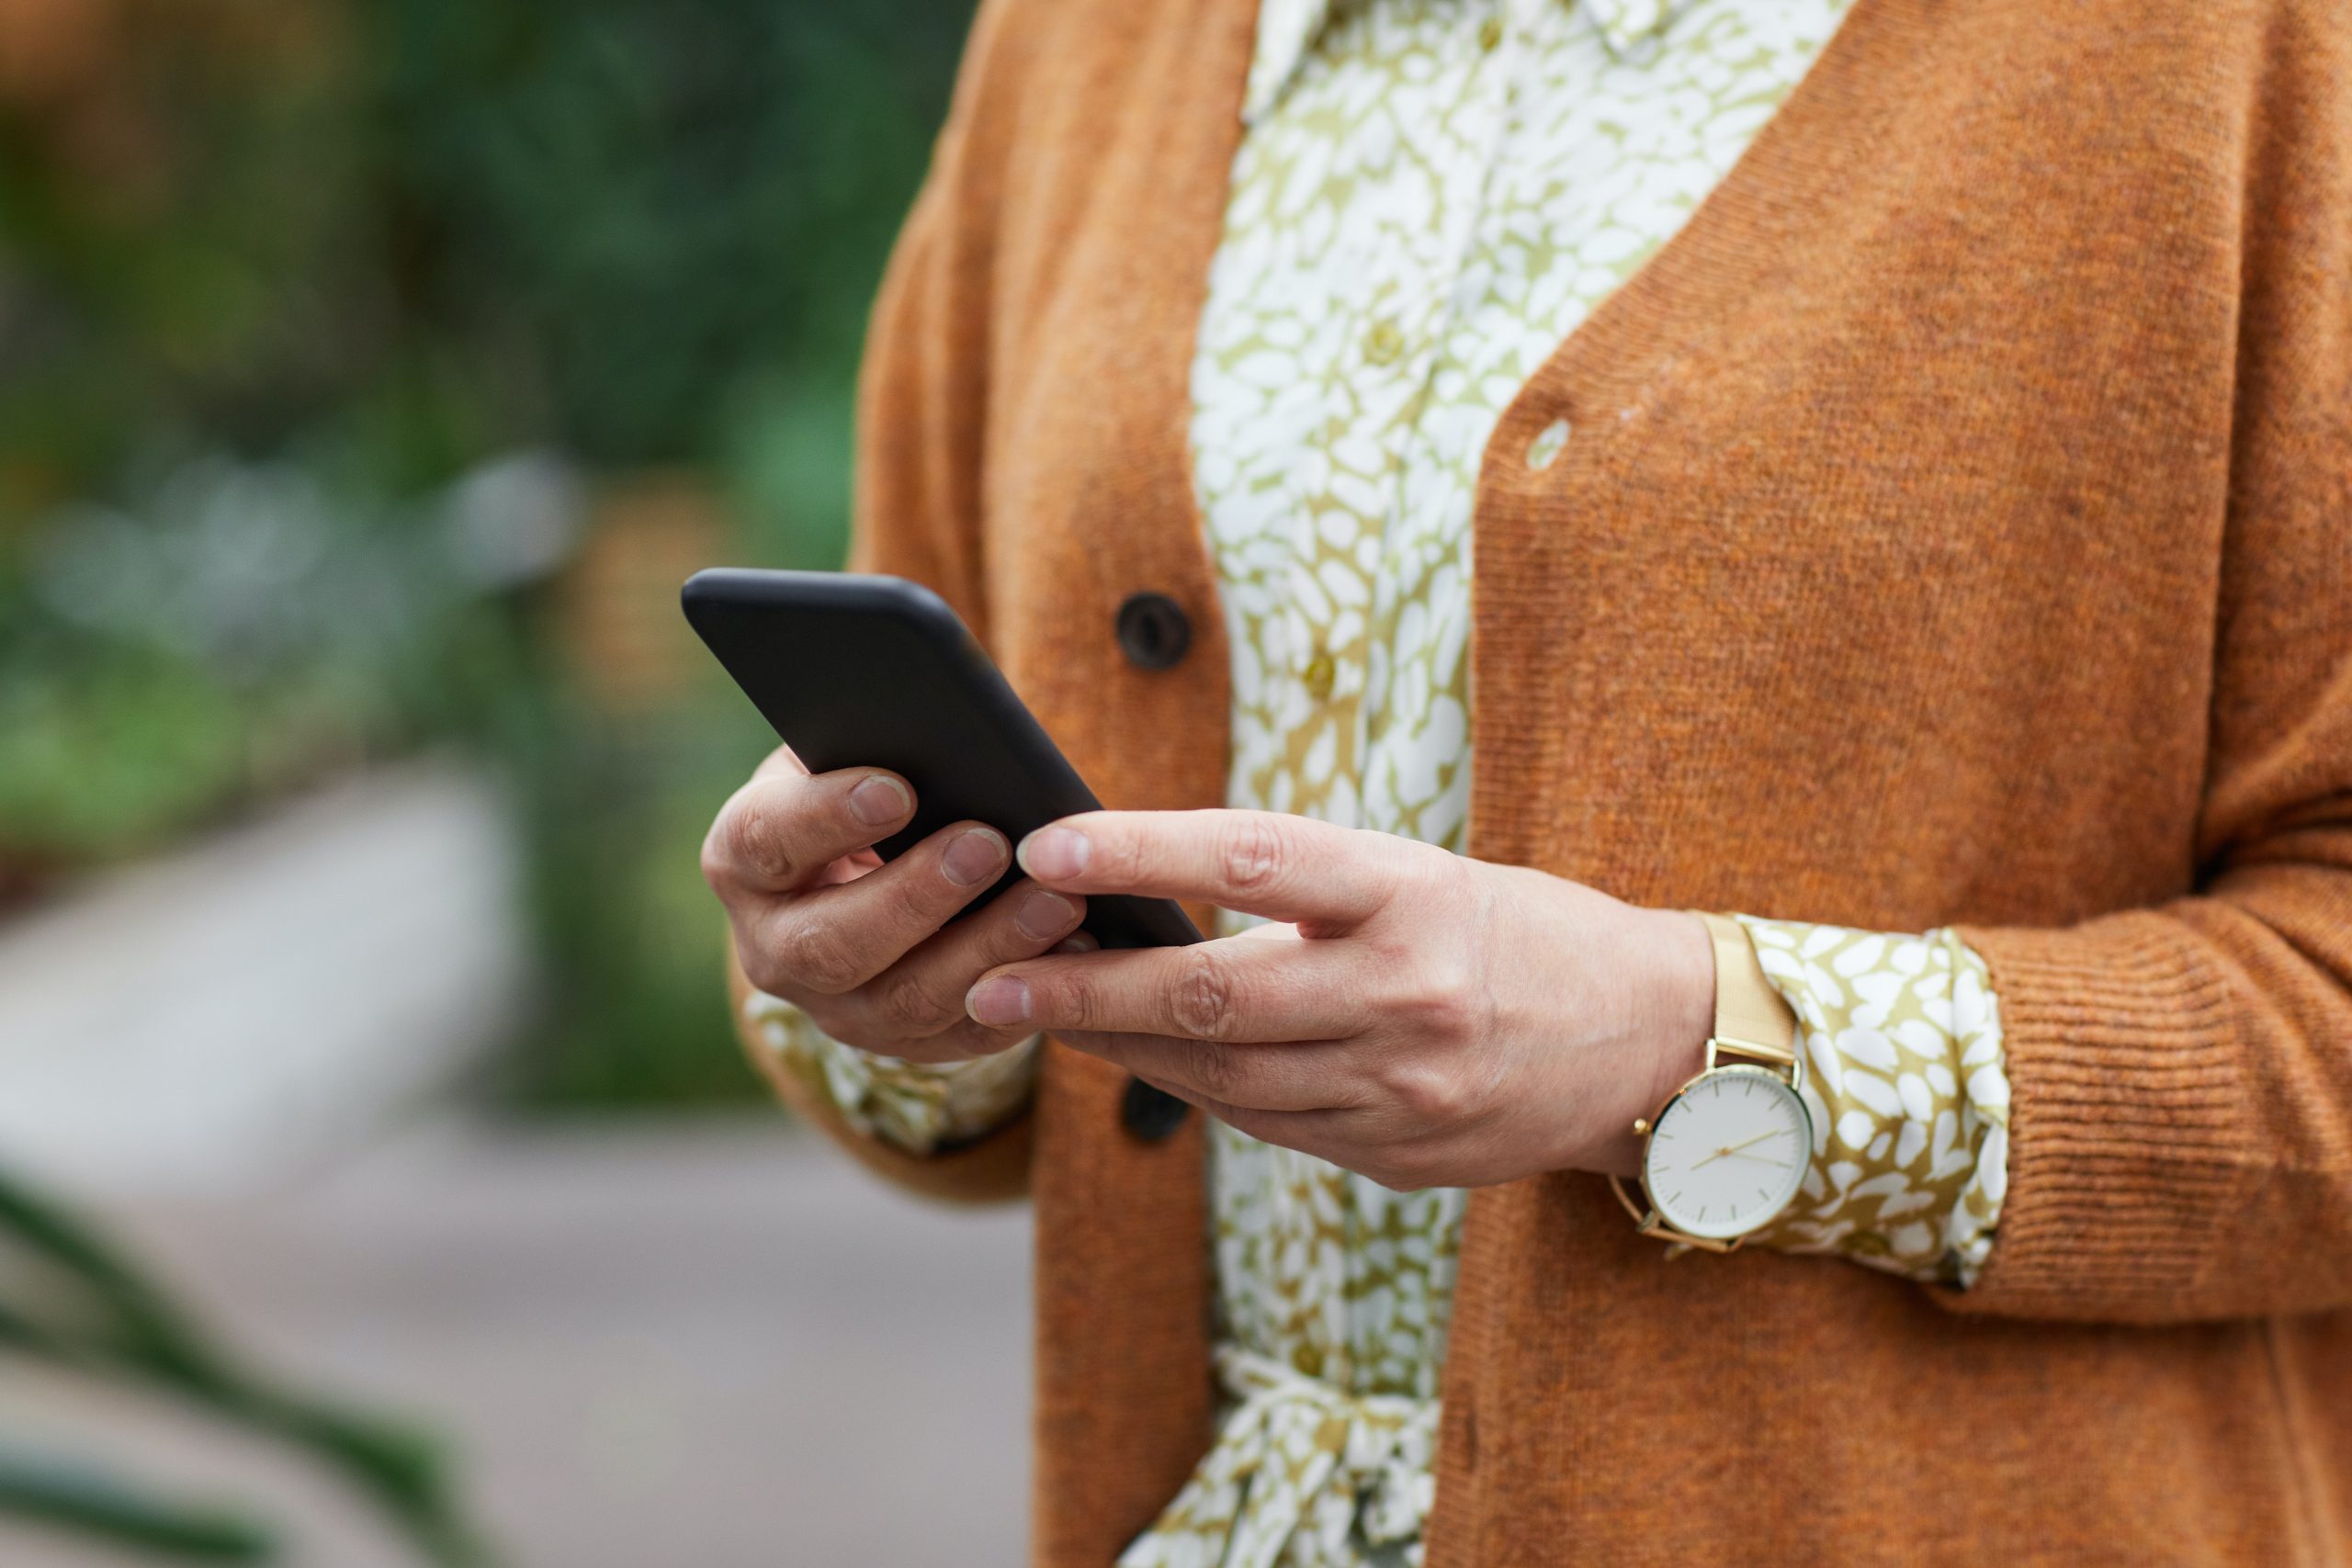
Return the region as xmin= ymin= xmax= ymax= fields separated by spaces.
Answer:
xmin=1608 ymin=915 xmax=1805 ymax=1250
xmin=1696 ymin=911 xmax=1798 ymax=1064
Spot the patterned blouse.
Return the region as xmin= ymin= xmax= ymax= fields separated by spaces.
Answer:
xmin=745 ymin=1 xmax=2013 ymax=1563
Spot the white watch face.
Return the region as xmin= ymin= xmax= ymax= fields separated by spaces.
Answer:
xmin=1642 ymin=1066 xmax=1812 ymax=1240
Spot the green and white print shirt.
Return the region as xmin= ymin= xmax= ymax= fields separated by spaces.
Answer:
xmin=744 ymin=1 xmax=2013 ymax=1562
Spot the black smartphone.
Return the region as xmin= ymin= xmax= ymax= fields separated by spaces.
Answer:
xmin=682 ymin=568 xmax=1203 ymax=951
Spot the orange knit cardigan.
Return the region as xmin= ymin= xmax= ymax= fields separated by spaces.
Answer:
xmin=731 ymin=0 xmax=2352 ymax=1560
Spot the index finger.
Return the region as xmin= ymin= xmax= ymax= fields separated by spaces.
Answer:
xmin=1013 ymin=810 xmax=1415 ymax=926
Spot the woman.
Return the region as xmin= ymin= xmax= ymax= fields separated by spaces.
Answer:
xmin=702 ymin=0 xmax=2352 ymax=1562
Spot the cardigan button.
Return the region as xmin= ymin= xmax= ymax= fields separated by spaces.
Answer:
xmin=1114 ymin=592 xmax=1192 ymax=671
xmin=1120 ymin=1076 xmax=1189 ymax=1142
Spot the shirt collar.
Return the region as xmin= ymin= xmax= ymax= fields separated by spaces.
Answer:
xmin=1243 ymin=0 xmax=1683 ymax=125
xmin=1241 ymin=0 xmax=1331 ymax=123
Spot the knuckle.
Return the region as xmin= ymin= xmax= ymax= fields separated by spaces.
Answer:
xmin=1385 ymin=1059 xmax=1471 ymax=1123
xmin=699 ymin=818 xmax=738 ymax=893
xmin=775 ymin=914 xmax=867 ymax=996
xmin=738 ymin=935 xmax=794 ymax=998
xmin=727 ymin=796 xmax=803 ymax=886
xmin=1170 ymin=949 xmax=1245 ymax=1042
xmin=1368 ymin=1139 xmax=1444 ymax=1192
xmin=1217 ymin=815 xmax=1293 ymax=897
xmin=1181 ymin=1037 xmax=1245 ymax=1103
xmin=1403 ymin=951 xmax=1480 ymax=1043
xmin=1417 ymin=989 xmax=1480 ymax=1049
xmin=795 ymin=998 xmax=859 ymax=1044
xmin=1039 ymin=970 xmax=1095 ymax=1032
xmin=876 ymin=971 xmax=949 ymax=1035
xmin=1401 ymin=837 xmax=1460 ymax=886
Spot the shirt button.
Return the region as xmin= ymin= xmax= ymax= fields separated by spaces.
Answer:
xmin=1120 ymin=1076 xmax=1189 ymax=1142
xmin=1363 ymin=318 xmax=1407 ymax=367
xmin=1525 ymin=417 xmax=1571 ymax=470
xmin=1114 ymin=592 xmax=1192 ymax=671
xmin=1476 ymin=14 xmax=1504 ymax=51
xmin=1302 ymin=649 xmax=1337 ymax=703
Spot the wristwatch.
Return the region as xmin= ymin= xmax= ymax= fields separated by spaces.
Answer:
xmin=1609 ymin=912 xmax=1812 ymax=1252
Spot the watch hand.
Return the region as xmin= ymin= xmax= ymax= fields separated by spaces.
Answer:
xmin=1692 ymin=1130 xmax=1784 ymax=1168
xmin=1724 ymin=1153 xmax=1792 ymax=1168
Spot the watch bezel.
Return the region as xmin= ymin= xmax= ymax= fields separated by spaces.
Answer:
xmin=1635 ymin=1063 xmax=1814 ymax=1244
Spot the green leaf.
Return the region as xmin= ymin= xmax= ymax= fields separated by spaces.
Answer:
xmin=0 ymin=1167 xmax=493 ymax=1566
xmin=0 ymin=1444 xmax=276 ymax=1562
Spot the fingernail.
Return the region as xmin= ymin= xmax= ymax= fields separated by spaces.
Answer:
xmin=1054 ymin=931 xmax=1099 ymax=954
xmin=1015 ymin=890 xmax=1076 ymax=941
xmin=1018 ymin=826 xmax=1091 ymax=881
xmin=967 ymin=976 xmax=1031 ymax=1026
xmin=848 ymin=775 xmax=910 ymax=828
xmin=941 ymin=827 xmax=1009 ymax=887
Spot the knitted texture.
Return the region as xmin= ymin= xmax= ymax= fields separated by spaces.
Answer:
xmin=734 ymin=0 xmax=2352 ymax=1560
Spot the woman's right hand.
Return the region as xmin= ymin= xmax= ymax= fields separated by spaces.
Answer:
xmin=702 ymin=743 xmax=1091 ymax=1062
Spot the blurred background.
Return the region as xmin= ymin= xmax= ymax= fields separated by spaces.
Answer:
xmin=0 ymin=0 xmax=1030 ymax=1562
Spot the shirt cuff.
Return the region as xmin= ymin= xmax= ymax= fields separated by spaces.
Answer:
xmin=741 ymin=989 xmax=1039 ymax=1156
xmin=1732 ymin=918 xmax=2012 ymax=1287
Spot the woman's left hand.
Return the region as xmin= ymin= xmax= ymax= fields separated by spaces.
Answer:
xmin=962 ymin=810 xmax=1716 ymax=1189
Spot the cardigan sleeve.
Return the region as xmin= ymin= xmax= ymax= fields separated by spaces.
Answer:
xmin=836 ymin=0 xmax=1012 ymax=634
xmin=1944 ymin=884 xmax=2352 ymax=1325
xmin=1928 ymin=209 xmax=2352 ymax=1325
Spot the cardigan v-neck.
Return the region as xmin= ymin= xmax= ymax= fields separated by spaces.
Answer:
xmin=736 ymin=0 xmax=2352 ymax=1561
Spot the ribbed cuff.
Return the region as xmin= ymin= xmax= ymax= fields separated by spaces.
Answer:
xmin=1945 ymin=914 xmax=2246 ymax=1323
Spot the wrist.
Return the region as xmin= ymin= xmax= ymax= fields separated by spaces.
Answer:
xmin=1597 ymin=908 xmax=1715 ymax=1177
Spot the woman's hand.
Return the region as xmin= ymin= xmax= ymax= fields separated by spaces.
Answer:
xmin=962 ymin=810 xmax=1716 ymax=1188
xmin=702 ymin=744 xmax=1093 ymax=1063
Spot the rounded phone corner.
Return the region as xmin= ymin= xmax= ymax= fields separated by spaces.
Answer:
xmin=678 ymin=566 xmax=748 ymax=626
xmin=861 ymin=571 xmax=964 ymax=625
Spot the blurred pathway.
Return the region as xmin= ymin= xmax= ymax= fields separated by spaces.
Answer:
xmin=0 ymin=762 xmax=528 ymax=1194
xmin=0 ymin=1120 xmax=1032 ymax=1568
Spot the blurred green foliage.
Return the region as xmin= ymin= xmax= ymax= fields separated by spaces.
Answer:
xmin=368 ymin=0 xmax=961 ymax=479
xmin=2 ymin=0 xmax=971 ymax=495
xmin=0 ymin=1158 xmax=490 ymax=1562
xmin=0 ymin=6 xmax=983 ymax=1553
xmin=0 ymin=0 xmax=978 ymax=1100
